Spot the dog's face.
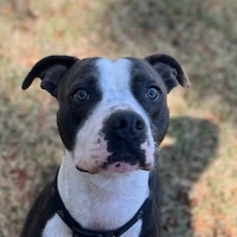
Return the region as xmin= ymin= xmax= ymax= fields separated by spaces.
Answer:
xmin=22 ymin=54 xmax=190 ymax=174
xmin=57 ymin=58 xmax=167 ymax=174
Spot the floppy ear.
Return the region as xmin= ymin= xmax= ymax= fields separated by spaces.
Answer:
xmin=22 ymin=55 xmax=79 ymax=97
xmin=145 ymin=54 xmax=190 ymax=93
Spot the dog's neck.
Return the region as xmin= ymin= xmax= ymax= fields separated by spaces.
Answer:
xmin=57 ymin=150 xmax=150 ymax=235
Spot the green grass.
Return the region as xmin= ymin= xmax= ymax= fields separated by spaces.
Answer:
xmin=0 ymin=0 xmax=237 ymax=236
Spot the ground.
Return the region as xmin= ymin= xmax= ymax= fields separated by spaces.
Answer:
xmin=0 ymin=1 xmax=237 ymax=236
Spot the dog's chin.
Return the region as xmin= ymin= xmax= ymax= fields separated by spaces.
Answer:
xmin=76 ymin=164 xmax=137 ymax=175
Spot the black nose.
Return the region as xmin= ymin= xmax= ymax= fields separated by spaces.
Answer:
xmin=106 ymin=111 xmax=146 ymax=141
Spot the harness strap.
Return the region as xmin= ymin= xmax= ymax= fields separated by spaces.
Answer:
xmin=51 ymin=173 xmax=152 ymax=237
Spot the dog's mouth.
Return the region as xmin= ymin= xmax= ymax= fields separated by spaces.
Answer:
xmin=74 ymin=135 xmax=155 ymax=175
xmin=76 ymin=166 xmax=90 ymax=173
xmin=75 ymin=145 xmax=154 ymax=174
xmin=105 ymin=161 xmax=139 ymax=173
xmin=75 ymin=154 xmax=153 ymax=175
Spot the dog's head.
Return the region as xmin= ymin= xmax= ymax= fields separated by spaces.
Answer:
xmin=23 ymin=54 xmax=190 ymax=174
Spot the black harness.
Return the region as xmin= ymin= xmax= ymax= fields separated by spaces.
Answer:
xmin=51 ymin=174 xmax=152 ymax=237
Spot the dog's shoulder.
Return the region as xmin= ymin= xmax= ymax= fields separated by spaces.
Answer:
xmin=139 ymin=169 xmax=161 ymax=237
xmin=20 ymin=181 xmax=55 ymax=237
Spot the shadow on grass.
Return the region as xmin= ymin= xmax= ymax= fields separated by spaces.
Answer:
xmin=159 ymin=117 xmax=219 ymax=237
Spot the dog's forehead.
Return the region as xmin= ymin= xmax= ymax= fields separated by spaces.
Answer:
xmin=95 ymin=57 xmax=155 ymax=91
xmin=96 ymin=58 xmax=131 ymax=91
xmin=95 ymin=57 xmax=154 ymax=80
xmin=65 ymin=57 xmax=156 ymax=88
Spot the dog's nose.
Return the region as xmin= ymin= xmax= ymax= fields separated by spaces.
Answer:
xmin=106 ymin=111 xmax=146 ymax=140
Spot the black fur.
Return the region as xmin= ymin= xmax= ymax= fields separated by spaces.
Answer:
xmin=145 ymin=54 xmax=190 ymax=92
xmin=22 ymin=55 xmax=78 ymax=96
xmin=20 ymin=181 xmax=55 ymax=237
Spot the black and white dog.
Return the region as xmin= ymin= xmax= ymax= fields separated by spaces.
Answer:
xmin=20 ymin=54 xmax=189 ymax=237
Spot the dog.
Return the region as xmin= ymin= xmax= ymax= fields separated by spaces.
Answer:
xmin=20 ymin=54 xmax=190 ymax=237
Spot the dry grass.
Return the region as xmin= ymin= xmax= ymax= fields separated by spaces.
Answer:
xmin=0 ymin=1 xmax=237 ymax=236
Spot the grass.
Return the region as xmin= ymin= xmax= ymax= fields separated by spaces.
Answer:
xmin=0 ymin=0 xmax=237 ymax=236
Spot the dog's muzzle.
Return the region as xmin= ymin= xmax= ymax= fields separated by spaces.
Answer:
xmin=102 ymin=110 xmax=151 ymax=173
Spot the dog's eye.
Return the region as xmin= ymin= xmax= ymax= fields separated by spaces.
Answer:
xmin=73 ymin=89 xmax=89 ymax=101
xmin=146 ymin=87 xmax=160 ymax=100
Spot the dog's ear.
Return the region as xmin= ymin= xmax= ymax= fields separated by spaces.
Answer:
xmin=22 ymin=55 xmax=79 ymax=97
xmin=145 ymin=54 xmax=190 ymax=93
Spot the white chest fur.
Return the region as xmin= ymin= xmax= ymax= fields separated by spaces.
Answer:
xmin=42 ymin=151 xmax=150 ymax=237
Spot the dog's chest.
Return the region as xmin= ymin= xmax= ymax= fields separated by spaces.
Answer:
xmin=41 ymin=163 xmax=150 ymax=237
